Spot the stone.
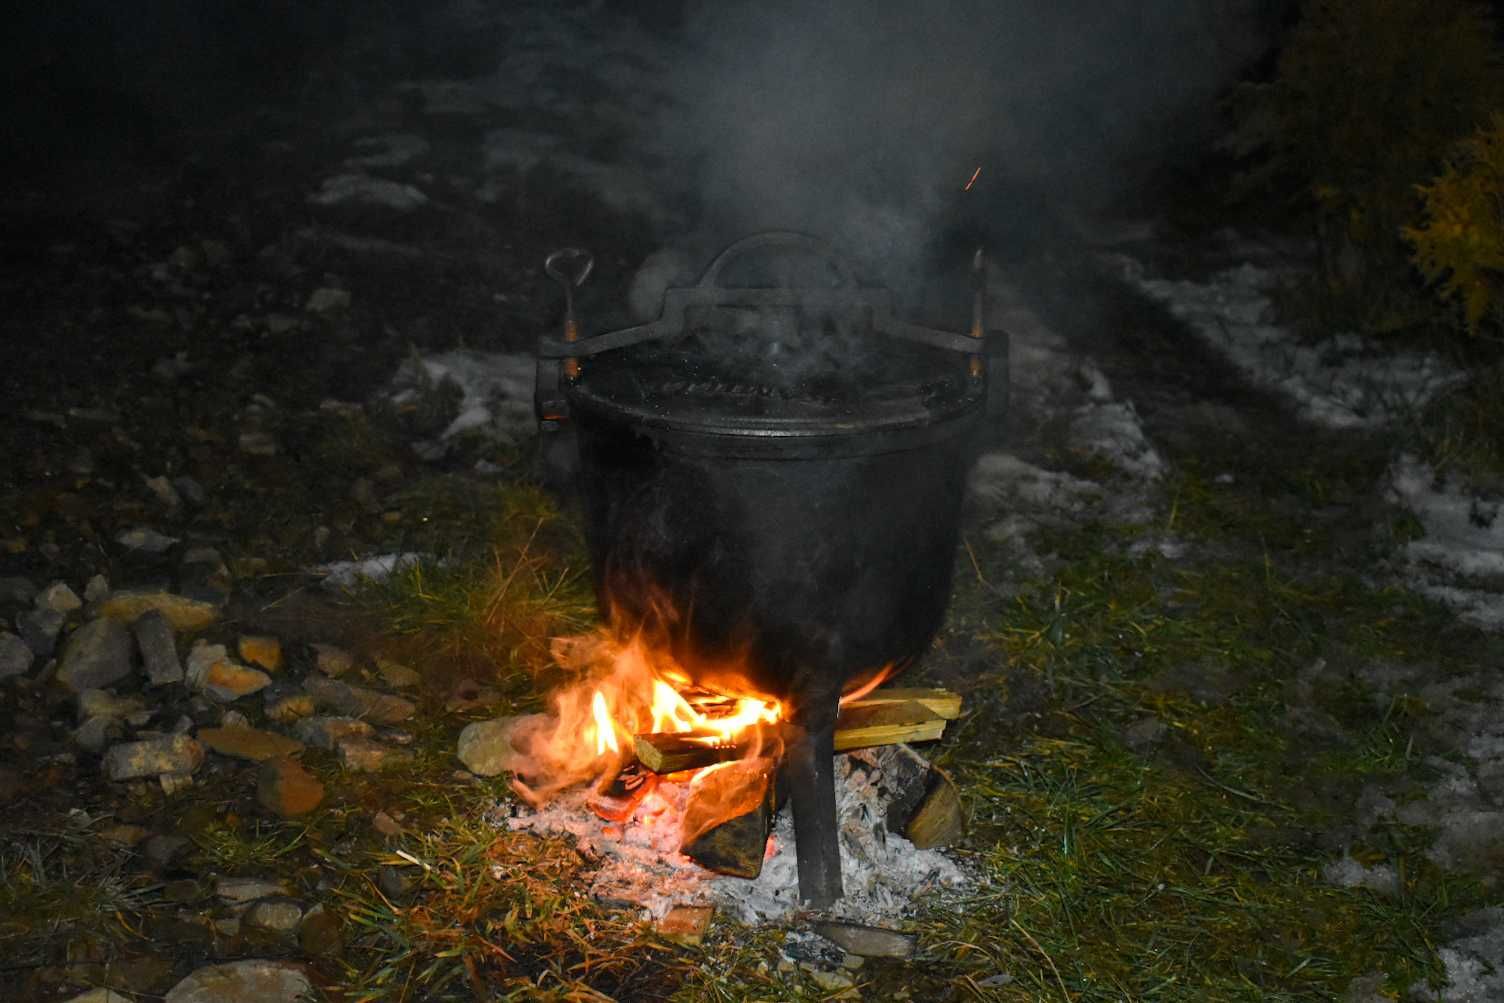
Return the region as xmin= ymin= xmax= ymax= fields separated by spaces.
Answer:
xmin=61 ymin=990 xmax=133 ymax=1003
xmin=293 ymin=715 xmax=374 ymax=749
xmin=374 ymin=657 xmax=420 ymax=688
xmin=311 ymin=643 xmax=353 ymax=677
xmin=117 ymin=527 xmax=179 ymax=554
xmin=56 ymin=617 xmax=134 ymax=692
xmin=159 ymin=771 xmax=194 ymax=795
xmin=197 ymin=726 xmax=304 ymax=762
xmin=305 ymin=287 xmax=351 ymax=314
xmin=163 ymin=959 xmax=313 ymax=1003
xmin=134 ymin=610 xmax=183 ymax=686
xmin=104 ymin=735 xmax=204 ymax=781
xmin=142 ymin=833 xmax=190 ymax=868
xmin=0 ymin=631 xmax=33 ymax=679
xmin=377 ymin=865 xmax=415 ymax=900
xmin=174 ymin=476 xmax=207 ymax=507
xmin=237 ymin=635 xmax=282 ymax=672
xmin=297 ymin=904 xmax=343 ymax=958
xmin=84 ymin=574 xmax=110 ymax=602
xmin=336 ymin=736 xmax=409 ymax=772
xmin=100 ymin=590 xmax=219 ymax=631
xmin=445 ymin=678 xmax=502 ymax=714
xmin=19 ymin=606 xmax=66 ymax=658
xmin=813 ymin=921 xmax=917 ymax=959
xmin=266 ymin=691 xmax=315 ymax=723
xmin=144 ymin=474 xmax=182 ymax=511
xmin=371 ymin=810 xmax=404 ymax=837
xmin=75 ymin=715 xmax=125 ymax=753
xmin=178 ymin=550 xmax=233 ymax=607
xmin=456 ymin=717 xmax=520 ymax=777
xmin=244 ymin=897 xmax=305 ymax=936
xmin=0 ymin=576 xmax=36 ymax=604
xmin=215 ymin=877 xmax=292 ymax=903
xmin=239 ymin=431 xmax=279 ymax=456
xmin=37 ymin=581 xmax=83 ymax=613
xmin=77 ymin=689 xmax=148 ymax=722
xmin=257 ymin=757 xmax=325 ymax=817
xmin=99 ymin=823 xmax=151 ymax=846
xmin=186 ymin=643 xmax=271 ymax=701
xmin=304 ymin=675 xmax=414 ymax=723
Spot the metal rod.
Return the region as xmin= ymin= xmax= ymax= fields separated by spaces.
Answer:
xmin=785 ymin=720 xmax=842 ymax=907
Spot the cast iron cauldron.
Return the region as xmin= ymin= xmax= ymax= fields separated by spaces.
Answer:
xmin=535 ymin=232 xmax=1007 ymax=905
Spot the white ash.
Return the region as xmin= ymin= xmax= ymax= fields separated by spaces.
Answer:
xmin=496 ymin=747 xmax=972 ymax=924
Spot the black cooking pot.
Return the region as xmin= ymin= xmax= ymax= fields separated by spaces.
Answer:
xmin=535 ymin=232 xmax=1007 ymax=905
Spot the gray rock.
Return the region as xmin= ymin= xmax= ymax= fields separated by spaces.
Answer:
xmin=337 ymin=736 xmax=410 ymax=771
xmin=75 ymin=715 xmax=125 ymax=753
xmin=238 ymin=430 xmax=280 ymax=456
xmin=83 ymin=574 xmax=110 ymax=603
xmin=293 ymin=715 xmax=374 ymax=749
xmin=310 ymin=642 xmax=353 ymax=677
xmin=186 ymin=642 xmax=271 ymax=701
xmin=178 ymin=549 xmax=232 ymax=607
xmin=18 ymin=606 xmax=66 ymax=658
xmin=813 ymin=921 xmax=916 ymax=959
xmin=305 ymin=287 xmax=351 ymax=314
xmin=104 ymin=735 xmax=204 ymax=781
xmin=144 ymin=474 xmax=183 ymax=511
xmin=76 ymin=689 xmax=148 ymax=722
xmin=164 ymin=959 xmax=313 ymax=1003
xmin=304 ymin=675 xmax=414 ymax=724
xmin=0 ymin=631 xmax=33 ymax=679
xmin=57 ymin=618 xmax=134 ymax=692
xmin=60 ymin=989 xmax=134 ymax=1003
xmin=244 ymin=897 xmax=306 ymax=936
xmin=117 ymin=527 xmax=180 ymax=554
xmin=309 ymin=173 xmax=429 ymax=212
xmin=216 ymin=876 xmax=292 ymax=903
xmin=37 ymin=581 xmax=82 ymax=613
xmin=0 ymin=576 xmax=36 ymax=605
xmin=174 ymin=475 xmax=207 ymax=508
xmin=142 ymin=833 xmax=190 ymax=869
xmin=134 ymin=610 xmax=183 ymax=686
xmin=456 ymin=717 xmax=521 ymax=777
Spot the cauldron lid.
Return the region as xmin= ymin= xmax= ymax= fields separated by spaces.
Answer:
xmin=562 ymin=232 xmax=987 ymax=440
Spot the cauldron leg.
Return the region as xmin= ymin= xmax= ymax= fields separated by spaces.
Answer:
xmin=786 ymin=721 xmax=842 ymax=907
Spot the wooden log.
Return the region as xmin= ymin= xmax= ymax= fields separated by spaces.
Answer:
xmin=841 ymin=687 xmax=962 ymax=721
xmin=832 ymin=700 xmax=945 ymax=752
xmin=880 ymin=744 xmax=964 ymax=849
xmin=813 ymin=920 xmax=917 ymax=959
xmin=680 ymin=757 xmax=777 ymax=879
xmin=587 ymin=761 xmax=658 ymax=823
xmin=656 ymin=905 xmax=715 ymax=945
xmin=633 ymin=731 xmax=751 ymax=773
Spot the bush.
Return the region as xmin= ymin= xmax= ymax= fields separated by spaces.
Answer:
xmin=1226 ymin=0 xmax=1503 ymax=332
xmin=1406 ymin=115 xmax=1504 ymax=338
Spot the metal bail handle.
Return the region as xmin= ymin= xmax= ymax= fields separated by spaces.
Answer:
xmin=536 ymin=247 xmax=594 ymax=427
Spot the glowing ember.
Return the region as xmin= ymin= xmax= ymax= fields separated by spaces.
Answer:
xmin=963 ymin=164 xmax=982 ymax=191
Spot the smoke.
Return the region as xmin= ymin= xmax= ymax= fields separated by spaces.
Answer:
xmin=660 ymin=0 xmax=1280 ymax=278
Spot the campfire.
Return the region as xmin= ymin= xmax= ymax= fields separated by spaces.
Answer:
xmin=527 ymin=231 xmax=1004 ymax=909
xmin=492 ymin=627 xmax=967 ymax=922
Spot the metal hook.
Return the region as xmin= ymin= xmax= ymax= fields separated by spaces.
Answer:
xmin=545 ymin=248 xmax=594 ymax=378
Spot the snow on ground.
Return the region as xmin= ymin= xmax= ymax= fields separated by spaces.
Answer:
xmin=317 ymin=552 xmax=431 ymax=589
xmin=386 ymin=349 xmax=537 ymax=446
xmin=1387 ymin=454 xmax=1504 ymax=630
xmin=1111 ymin=254 xmax=1463 ymax=429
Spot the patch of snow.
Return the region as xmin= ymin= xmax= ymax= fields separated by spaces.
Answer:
xmin=1320 ymin=851 xmax=1399 ymax=897
xmin=1411 ymin=908 xmax=1504 ymax=1003
xmin=1112 ymin=255 xmax=1463 ymax=429
xmin=1387 ymin=453 xmax=1504 ymax=629
xmin=1069 ymin=401 xmax=1165 ymax=480
xmin=345 ymin=133 xmax=431 ymax=170
xmin=308 ymin=173 xmax=429 ymax=212
xmin=387 ymin=349 xmax=536 ymax=444
xmin=318 ymin=553 xmax=429 ymax=589
xmin=969 ymin=453 xmax=1102 ymax=513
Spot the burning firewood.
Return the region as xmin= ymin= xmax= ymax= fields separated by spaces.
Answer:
xmin=633 ymin=687 xmax=962 ymax=772
xmin=656 ymin=904 xmax=715 ymax=945
xmin=679 ymin=757 xmax=777 ymax=878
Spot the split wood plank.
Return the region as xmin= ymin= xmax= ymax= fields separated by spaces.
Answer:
xmin=841 ymin=687 xmax=962 ymax=721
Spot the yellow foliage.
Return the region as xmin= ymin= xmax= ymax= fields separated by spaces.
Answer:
xmin=1406 ymin=115 xmax=1504 ymax=335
